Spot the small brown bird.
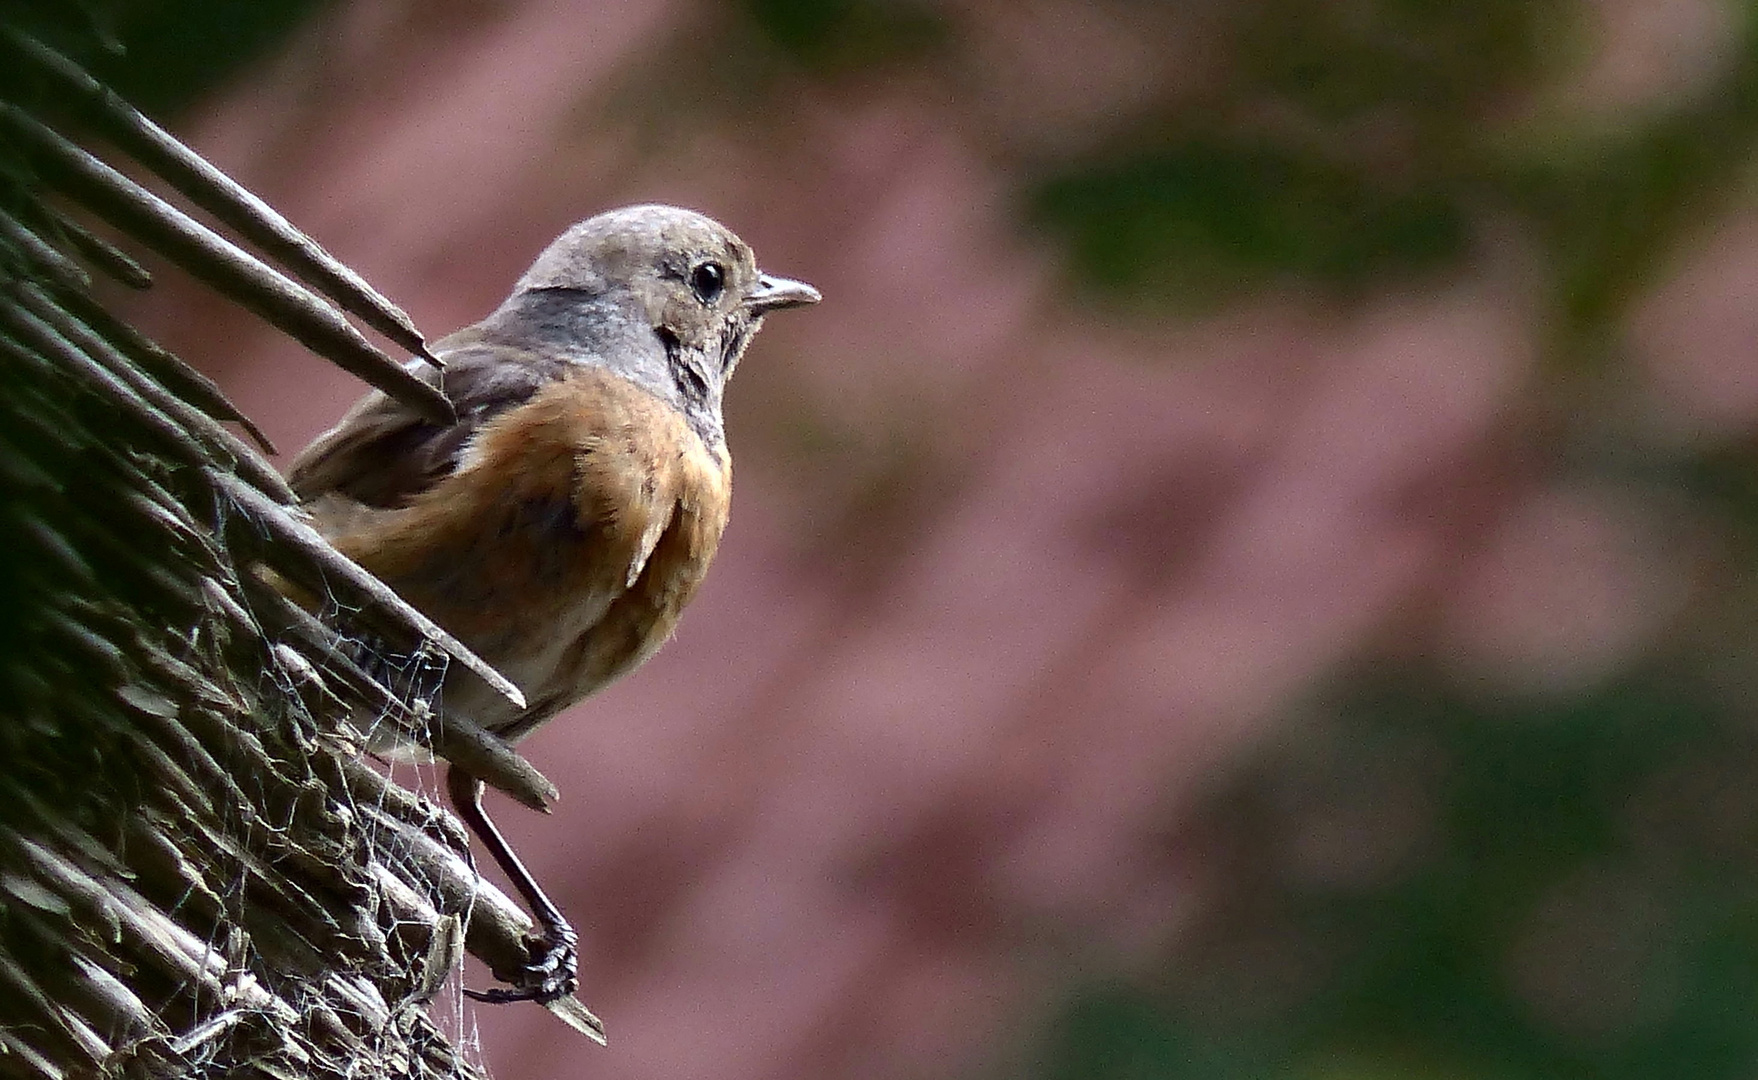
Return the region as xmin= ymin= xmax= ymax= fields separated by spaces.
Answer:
xmin=285 ymin=205 xmax=819 ymax=1003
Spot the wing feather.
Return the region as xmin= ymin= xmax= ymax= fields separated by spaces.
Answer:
xmin=286 ymin=331 xmax=571 ymax=508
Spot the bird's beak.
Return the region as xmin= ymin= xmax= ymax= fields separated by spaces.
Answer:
xmin=744 ymin=274 xmax=821 ymax=314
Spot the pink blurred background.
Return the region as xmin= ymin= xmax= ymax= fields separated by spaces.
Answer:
xmin=118 ymin=0 xmax=1758 ymax=1076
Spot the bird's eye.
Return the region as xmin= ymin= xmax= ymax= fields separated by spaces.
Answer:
xmin=690 ymin=261 xmax=725 ymax=304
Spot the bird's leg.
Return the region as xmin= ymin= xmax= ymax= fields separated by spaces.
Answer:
xmin=445 ymin=763 xmax=579 ymax=1004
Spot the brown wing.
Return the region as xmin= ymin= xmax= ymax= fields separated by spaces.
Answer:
xmin=319 ymin=369 xmax=729 ymax=736
xmin=286 ymin=329 xmax=574 ymax=508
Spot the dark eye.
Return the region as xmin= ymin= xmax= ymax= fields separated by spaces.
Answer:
xmin=689 ymin=261 xmax=725 ymax=304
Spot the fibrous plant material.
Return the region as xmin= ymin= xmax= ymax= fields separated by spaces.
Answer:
xmin=0 ymin=24 xmax=604 ymax=1080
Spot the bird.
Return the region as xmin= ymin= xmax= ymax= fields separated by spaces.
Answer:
xmin=283 ymin=204 xmax=819 ymax=1003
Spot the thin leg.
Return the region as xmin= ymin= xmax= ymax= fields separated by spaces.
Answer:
xmin=446 ymin=763 xmax=579 ymax=1004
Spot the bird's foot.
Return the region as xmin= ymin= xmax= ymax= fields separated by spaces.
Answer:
xmin=463 ymin=919 xmax=579 ymax=1005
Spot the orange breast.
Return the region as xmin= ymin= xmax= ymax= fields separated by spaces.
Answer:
xmin=329 ymin=368 xmax=731 ymax=736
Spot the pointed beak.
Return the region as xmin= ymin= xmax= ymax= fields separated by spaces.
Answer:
xmin=744 ymin=274 xmax=821 ymax=314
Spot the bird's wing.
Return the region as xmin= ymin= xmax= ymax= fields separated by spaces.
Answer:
xmin=286 ymin=335 xmax=565 ymax=508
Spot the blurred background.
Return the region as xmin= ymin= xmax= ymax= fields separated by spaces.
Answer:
xmin=64 ymin=0 xmax=1758 ymax=1076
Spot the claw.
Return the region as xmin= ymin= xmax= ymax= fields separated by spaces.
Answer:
xmin=464 ymin=922 xmax=578 ymax=1004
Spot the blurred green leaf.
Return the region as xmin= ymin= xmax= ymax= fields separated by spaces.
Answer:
xmin=1028 ymin=673 xmax=1758 ymax=1080
xmin=741 ymin=0 xmax=945 ymax=71
xmin=1029 ymin=140 xmax=1467 ymax=301
xmin=1508 ymin=19 xmax=1758 ymax=352
xmin=1037 ymin=990 xmax=1271 ymax=1080
xmin=1242 ymin=0 xmax=1557 ymax=122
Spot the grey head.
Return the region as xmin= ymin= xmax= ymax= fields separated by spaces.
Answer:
xmin=475 ymin=204 xmax=819 ymax=446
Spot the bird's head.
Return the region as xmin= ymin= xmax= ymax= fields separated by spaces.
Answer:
xmin=503 ymin=205 xmax=819 ymax=441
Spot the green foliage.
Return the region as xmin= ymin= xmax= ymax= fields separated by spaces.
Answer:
xmin=1031 ymin=140 xmax=1466 ymax=301
xmin=1020 ymin=0 xmax=1562 ymax=306
xmin=740 ymin=0 xmax=945 ymax=72
xmin=1239 ymin=0 xmax=1552 ymax=123
xmin=1014 ymin=0 xmax=1758 ymax=338
xmin=1040 ymin=992 xmax=1274 ymax=1080
xmin=1002 ymin=2 xmax=1758 ymax=1075
xmin=1509 ymin=17 xmax=1758 ymax=352
xmin=1030 ymin=674 xmax=1758 ymax=1080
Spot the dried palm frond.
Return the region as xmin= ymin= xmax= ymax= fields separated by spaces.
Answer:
xmin=0 ymin=15 xmax=603 ymax=1079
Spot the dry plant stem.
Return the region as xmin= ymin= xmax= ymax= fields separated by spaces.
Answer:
xmin=336 ymin=757 xmax=607 ymax=1044
xmin=4 ymin=285 xmax=292 ymax=499
xmin=238 ymin=570 xmax=559 ymax=812
xmin=205 ymin=467 xmax=529 ymax=713
xmin=0 ymin=105 xmax=456 ymax=426
xmin=0 ymin=28 xmax=437 ymax=364
xmin=0 ymin=322 xmax=242 ymax=491
xmin=53 ymin=286 xmax=277 ymax=453
xmin=0 ymin=24 xmax=606 ymax=1066
xmin=0 ymin=206 xmax=92 ymax=290
xmin=34 ymin=204 xmax=154 ymax=288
